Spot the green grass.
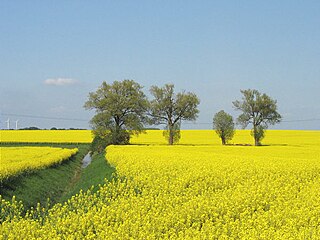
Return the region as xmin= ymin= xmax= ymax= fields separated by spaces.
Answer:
xmin=0 ymin=144 xmax=116 ymax=210
xmin=61 ymin=151 xmax=116 ymax=202
xmin=0 ymin=144 xmax=89 ymax=209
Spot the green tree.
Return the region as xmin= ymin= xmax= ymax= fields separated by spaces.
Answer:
xmin=233 ymin=89 xmax=281 ymax=146
xmin=213 ymin=110 xmax=235 ymax=145
xmin=84 ymin=80 xmax=148 ymax=145
xmin=149 ymin=84 xmax=200 ymax=145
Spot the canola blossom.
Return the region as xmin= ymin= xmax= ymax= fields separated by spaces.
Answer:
xmin=0 ymin=147 xmax=78 ymax=181
xmin=0 ymin=130 xmax=92 ymax=143
xmin=0 ymin=130 xmax=320 ymax=239
xmin=131 ymin=129 xmax=320 ymax=146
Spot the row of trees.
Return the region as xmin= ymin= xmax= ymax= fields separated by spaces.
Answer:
xmin=85 ymin=80 xmax=281 ymax=149
xmin=84 ymin=80 xmax=200 ymax=148
xmin=213 ymin=89 xmax=282 ymax=146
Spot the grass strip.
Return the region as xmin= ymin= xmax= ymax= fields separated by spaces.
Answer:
xmin=60 ymin=151 xmax=116 ymax=202
xmin=0 ymin=144 xmax=89 ymax=209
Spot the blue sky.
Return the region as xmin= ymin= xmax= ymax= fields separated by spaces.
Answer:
xmin=0 ymin=1 xmax=319 ymax=129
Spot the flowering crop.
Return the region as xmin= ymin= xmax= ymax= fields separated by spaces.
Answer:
xmin=0 ymin=147 xmax=78 ymax=181
xmin=131 ymin=129 xmax=320 ymax=146
xmin=0 ymin=130 xmax=320 ymax=239
xmin=0 ymin=130 xmax=92 ymax=143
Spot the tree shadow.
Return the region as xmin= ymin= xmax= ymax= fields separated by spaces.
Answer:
xmin=226 ymin=143 xmax=288 ymax=147
xmin=129 ymin=143 xmax=289 ymax=147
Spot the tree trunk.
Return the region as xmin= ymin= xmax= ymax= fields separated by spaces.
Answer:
xmin=114 ymin=124 xmax=120 ymax=144
xmin=222 ymin=137 xmax=226 ymax=145
xmin=254 ymin=137 xmax=260 ymax=146
xmin=253 ymin=126 xmax=260 ymax=146
xmin=169 ymin=125 xmax=174 ymax=145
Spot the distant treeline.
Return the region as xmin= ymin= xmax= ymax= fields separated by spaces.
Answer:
xmin=2 ymin=127 xmax=159 ymax=130
xmin=2 ymin=127 xmax=88 ymax=130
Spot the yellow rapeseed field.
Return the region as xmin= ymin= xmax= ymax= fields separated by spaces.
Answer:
xmin=0 ymin=130 xmax=320 ymax=239
xmin=0 ymin=147 xmax=78 ymax=181
xmin=131 ymin=129 xmax=320 ymax=146
xmin=0 ymin=130 xmax=92 ymax=143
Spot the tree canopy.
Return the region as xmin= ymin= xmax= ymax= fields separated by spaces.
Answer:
xmin=84 ymin=80 xmax=148 ymax=145
xmin=213 ymin=110 xmax=235 ymax=145
xmin=233 ymin=89 xmax=281 ymax=146
xmin=149 ymin=84 xmax=200 ymax=145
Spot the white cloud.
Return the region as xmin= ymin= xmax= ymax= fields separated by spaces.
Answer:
xmin=44 ymin=78 xmax=78 ymax=86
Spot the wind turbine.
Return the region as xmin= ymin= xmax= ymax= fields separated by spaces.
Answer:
xmin=15 ymin=120 xmax=19 ymax=130
xmin=5 ymin=118 xmax=10 ymax=129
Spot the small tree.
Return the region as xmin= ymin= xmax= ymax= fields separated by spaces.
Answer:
xmin=84 ymin=80 xmax=148 ymax=146
xmin=213 ymin=110 xmax=235 ymax=145
xmin=233 ymin=89 xmax=281 ymax=146
xmin=149 ymin=84 xmax=200 ymax=145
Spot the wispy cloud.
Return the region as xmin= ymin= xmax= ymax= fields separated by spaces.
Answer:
xmin=44 ymin=78 xmax=78 ymax=86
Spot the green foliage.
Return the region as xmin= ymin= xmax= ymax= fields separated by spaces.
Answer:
xmin=90 ymin=130 xmax=130 ymax=154
xmin=213 ymin=110 xmax=235 ymax=145
xmin=84 ymin=80 xmax=148 ymax=145
xmin=233 ymin=89 xmax=281 ymax=146
xmin=108 ymin=129 xmax=130 ymax=145
xmin=149 ymin=84 xmax=200 ymax=145
xmin=90 ymin=135 xmax=110 ymax=154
